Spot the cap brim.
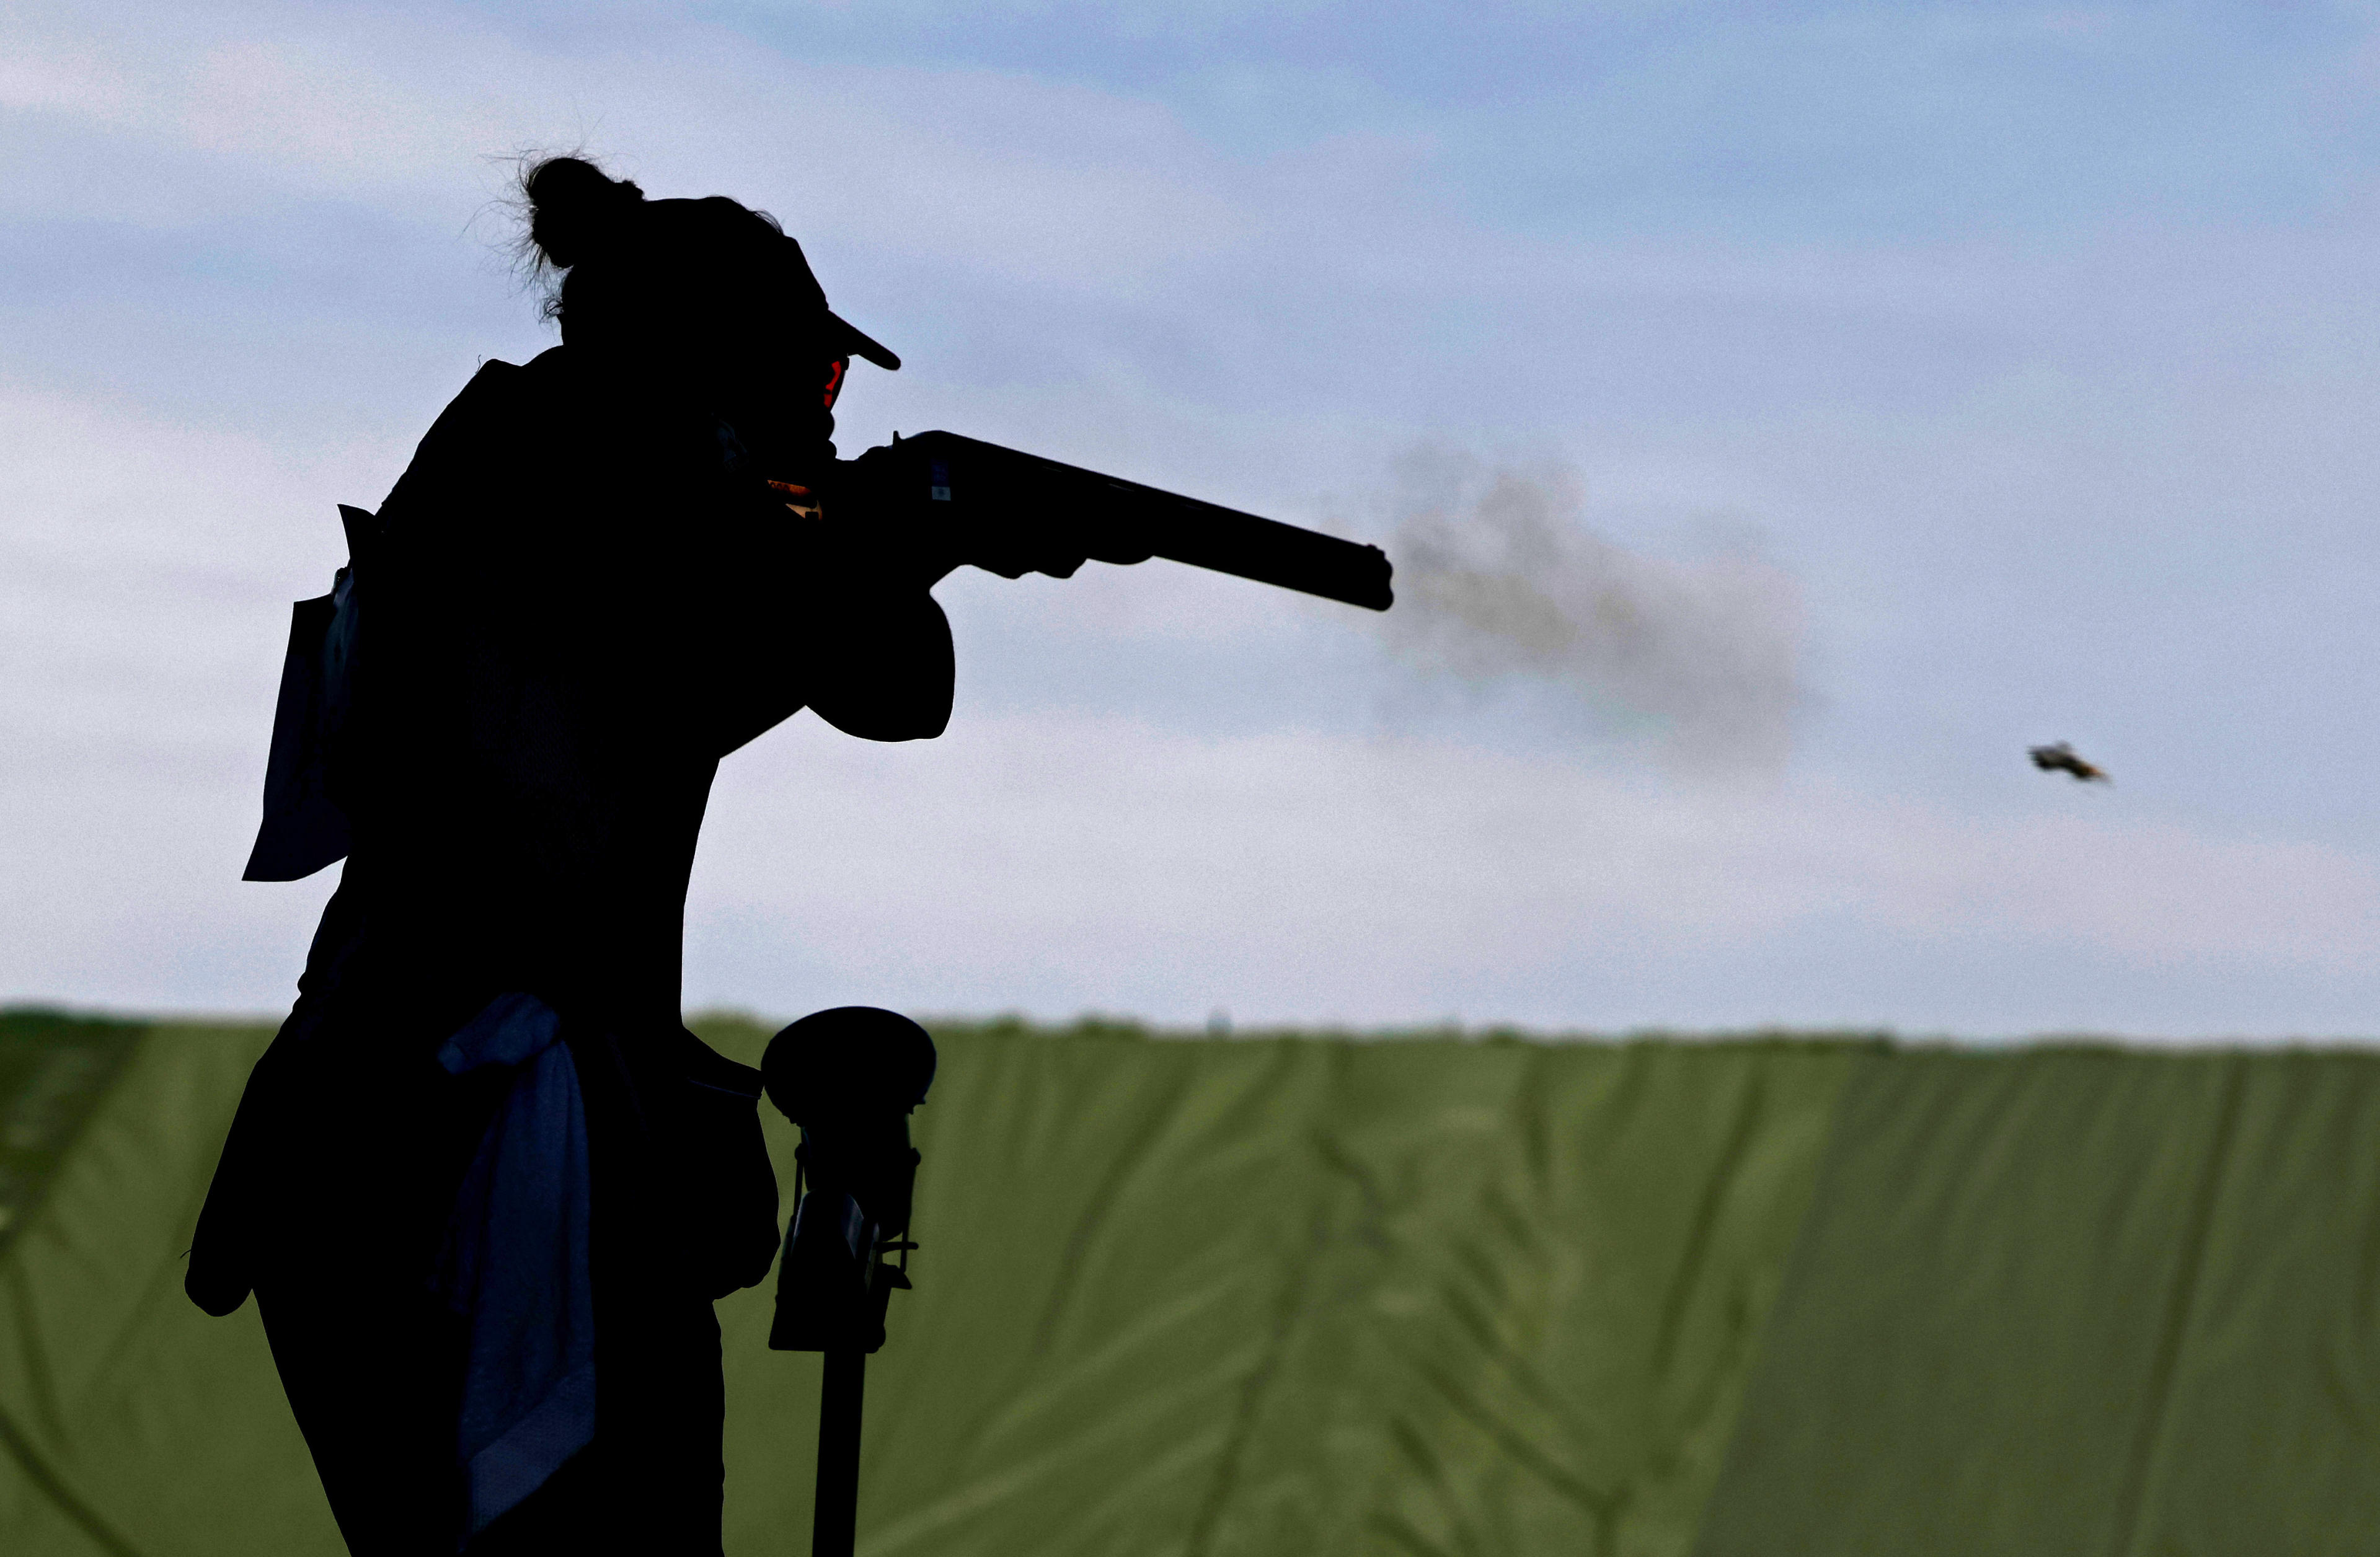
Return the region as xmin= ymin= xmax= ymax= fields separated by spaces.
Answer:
xmin=826 ymin=311 xmax=900 ymax=372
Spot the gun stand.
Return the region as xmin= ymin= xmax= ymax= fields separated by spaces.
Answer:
xmin=759 ymin=1007 xmax=937 ymax=1557
xmin=812 ymin=1349 xmax=865 ymax=1557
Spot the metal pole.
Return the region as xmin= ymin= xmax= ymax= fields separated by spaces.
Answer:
xmin=812 ymin=1347 xmax=865 ymax=1557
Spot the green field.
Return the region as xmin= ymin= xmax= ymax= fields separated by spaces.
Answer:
xmin=4 ymin=1008 xmax=2375 ymax=1556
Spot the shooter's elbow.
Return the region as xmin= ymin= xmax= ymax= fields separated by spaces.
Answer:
xmin=810 ymin=655 xmax=954 ymax=742
xmin=814 ymin=690 xmax=950 ymax=743
xmin=805 ymin=591 xmax=955 ymax=742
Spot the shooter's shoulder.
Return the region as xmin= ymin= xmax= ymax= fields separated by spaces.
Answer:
xmin=435 ymin=351 xmax=545 ymax=433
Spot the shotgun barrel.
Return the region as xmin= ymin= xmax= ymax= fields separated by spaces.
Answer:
xmin=856 ymin=430 xmax=1394 ymax=611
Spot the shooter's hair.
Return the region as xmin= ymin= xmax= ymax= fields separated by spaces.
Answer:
xmin=513 ymin=154 xmax=825 ymax=352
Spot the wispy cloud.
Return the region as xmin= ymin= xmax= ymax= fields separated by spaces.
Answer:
xmin=682 ymin=708 xmax=2380 ymax=1033
xmin=9 ymin=0 xmax=2380 ymax=1036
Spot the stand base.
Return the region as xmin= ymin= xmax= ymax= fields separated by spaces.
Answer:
xmin=813 ymin=1348 xmax=865 ymax=1557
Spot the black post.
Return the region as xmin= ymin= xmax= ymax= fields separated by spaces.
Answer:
xmin=812 ymin=1347 xmax=867 ymax=1557
xmin=762 ymin=1007 xmax=935 ymax=1557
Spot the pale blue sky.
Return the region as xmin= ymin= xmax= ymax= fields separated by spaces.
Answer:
xmin=9 ymin=1 xmax=2380 ymax=1034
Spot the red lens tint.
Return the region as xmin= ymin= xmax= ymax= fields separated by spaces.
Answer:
xmin=821 ymin=358 xmax=847 ymax=410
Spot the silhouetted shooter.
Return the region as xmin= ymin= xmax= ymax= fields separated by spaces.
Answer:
xmin=185 ymin=154 xmax=1389 ymax=1556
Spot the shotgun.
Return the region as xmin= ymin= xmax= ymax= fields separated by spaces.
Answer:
xmin=829 ymin=430 xmax=1394 ymax=611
